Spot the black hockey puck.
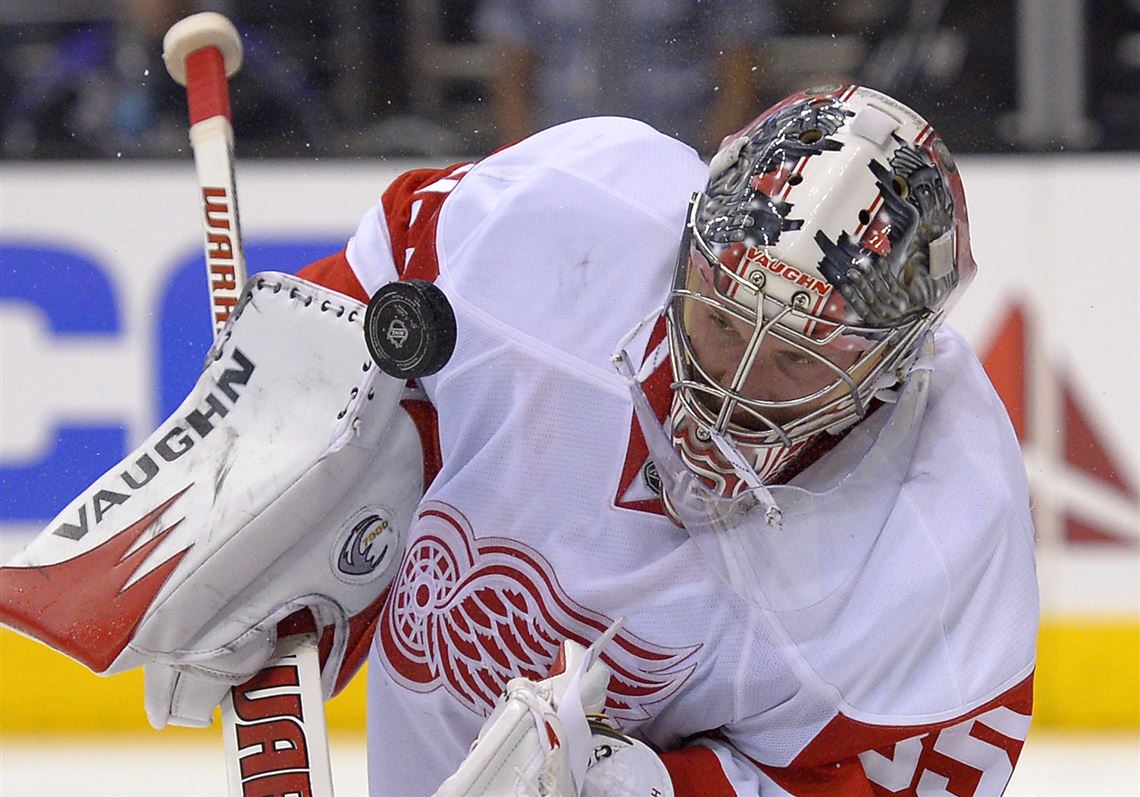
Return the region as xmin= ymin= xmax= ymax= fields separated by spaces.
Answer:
xmin=363 ymin=280 xmax=457 ymax=379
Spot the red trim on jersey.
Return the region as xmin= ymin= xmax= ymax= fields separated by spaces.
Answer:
xmin=614 ymin=316 xmax=671 ymax=516
xmin=380 ymin=167 xmax=440 ymax=277
xmin=705 ymin=673 xmax=1035 ymax=797
xmin=297 ymin=162 xmax=472 ymax=300
xmin=792 ymin=674 xmax=1033 ymax=768
xmin=381 ymin=162 xmax=473 ymax=282
xmin=332 ymin=585 xmax=392 ymax=694
xmin=661 ymin=746 xmax=737 ymax=797
xmin=296 ymin=250 xmax=368 ymax=303
xmin=400 ymin=397 xmax=443 ymax=491
xmin=762 ymin=757 xmax=876 ymax=796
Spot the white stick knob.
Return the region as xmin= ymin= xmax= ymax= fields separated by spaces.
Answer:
xmin=163 ymin=12 xmax=243 ymax=86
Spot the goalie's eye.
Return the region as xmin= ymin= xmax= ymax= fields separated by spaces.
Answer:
xmin=779 ymin=349 xmax=815 ymax=368
xmin=709 ymin=311 xmax=736 ymax=332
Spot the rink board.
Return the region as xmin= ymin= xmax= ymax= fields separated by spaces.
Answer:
xmin=1 ymin=157 xmax=1137 ymax=733
xmin=2 ymin=614 xmax=1137 ymax=734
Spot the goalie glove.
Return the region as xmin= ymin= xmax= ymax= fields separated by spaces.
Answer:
xmin=0 ymin=274 xmax=427 ymax=728
xmin=434 ymin=624 xmax=674 ymax=797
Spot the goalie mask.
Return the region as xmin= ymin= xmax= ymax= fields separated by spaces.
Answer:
xmin=665 ymin=85 xmax=976 ymax=499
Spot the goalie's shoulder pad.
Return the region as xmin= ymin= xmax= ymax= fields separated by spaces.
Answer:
xmin=1 ymin=273 xmax=423 ymax=696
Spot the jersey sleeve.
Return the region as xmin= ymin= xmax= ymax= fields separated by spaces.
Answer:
xmin=296 ymin=161 xmax=477 ymax=301
xmin=660 ymin=673 xmax=1033 ymax=796
xmin=665 ymin=740 xmax=886 ymax=796
xmin=296 ymin=250 xmax=368 ymax=303
xmin=346 ymin=161 xmax=475 ymax=295
xmin=659 ymin=332 xmax=1037 ymax=797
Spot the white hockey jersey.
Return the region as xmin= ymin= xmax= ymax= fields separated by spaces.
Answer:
xmin=300 ymin=117 xmax=1039 ymax=796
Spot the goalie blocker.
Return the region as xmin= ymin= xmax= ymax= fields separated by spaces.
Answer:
xmin=0 ymin=273 xmax=446 ymax=728
xmin=435 ymin=629 xmax=674 ymax=797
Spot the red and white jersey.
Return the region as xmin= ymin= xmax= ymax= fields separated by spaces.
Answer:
xmin=299 ymin=117 xmax=1039 ymax=796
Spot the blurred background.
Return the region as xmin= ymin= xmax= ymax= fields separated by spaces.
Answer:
xmin=1 ymin=0 xmax=1138 ymax=158
xmin=1 ymin=1 xmax=1138 ymax=795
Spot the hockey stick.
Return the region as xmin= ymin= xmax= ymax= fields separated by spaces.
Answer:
xmin=162 ymin=13 xmax=335 ymax=797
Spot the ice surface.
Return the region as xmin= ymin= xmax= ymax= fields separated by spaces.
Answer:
xmin=0 ymin=732 xmax=1136 ymax=796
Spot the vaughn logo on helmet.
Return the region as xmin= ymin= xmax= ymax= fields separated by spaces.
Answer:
xmin=52 ymin=348 xmax=256 ymax=540
xmin=741 ymin=248 xmax=831 ymax=297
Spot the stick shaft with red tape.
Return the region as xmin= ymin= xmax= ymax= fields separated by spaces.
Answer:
xmin=163 ymin=13 xmax=335 ymax=797
xmin=165 ymin=13 xmax=248 ymax=337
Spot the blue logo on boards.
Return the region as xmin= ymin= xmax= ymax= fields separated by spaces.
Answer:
xmin=0 ymin=239 xmax=340 ymax=523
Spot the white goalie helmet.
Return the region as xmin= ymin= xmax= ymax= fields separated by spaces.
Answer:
xmin=665 ymin=85 xmax=976 ymax=498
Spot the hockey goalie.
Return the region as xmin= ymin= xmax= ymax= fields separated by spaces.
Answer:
xmin=1 ymin=85 xmax=1039 ymax=797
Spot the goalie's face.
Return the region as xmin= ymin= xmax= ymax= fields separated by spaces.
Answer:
xmin=664 ymin=201 xmax=902 ymax=497
xmin=681 ymin=265 xmax=864 ymax=428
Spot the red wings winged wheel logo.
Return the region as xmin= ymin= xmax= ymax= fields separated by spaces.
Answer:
xmin=379 ymin=501 xmax=699 ymax=720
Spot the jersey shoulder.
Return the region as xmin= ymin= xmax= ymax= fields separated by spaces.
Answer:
xmin=921 ymin=325 xmax=1034 ymax=553
xmin=723 ymin=329 xmax=1037 ymax=778
xmin=435 ymin=117 xmax=707 ymax=373
xmin=468 ymin=116 xmax=703 ymax=220
xmin=854 ymin=326 xmax=1038 ymax=715
xmin=759 ymin=326 xmax=1037 ymax=721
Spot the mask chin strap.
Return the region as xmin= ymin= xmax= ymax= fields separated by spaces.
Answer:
xmin=870 ymin=334 xmax=938 ymax=407
xmin=710 ymin=429 xmax=765 ymax=491
xmin=614 ymin=306 xmax=669 ymax=382
xmin=709 ymin=428 xmax=786 ymax=525
xmin=612 ymin=348 xmax=783 ymax=529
